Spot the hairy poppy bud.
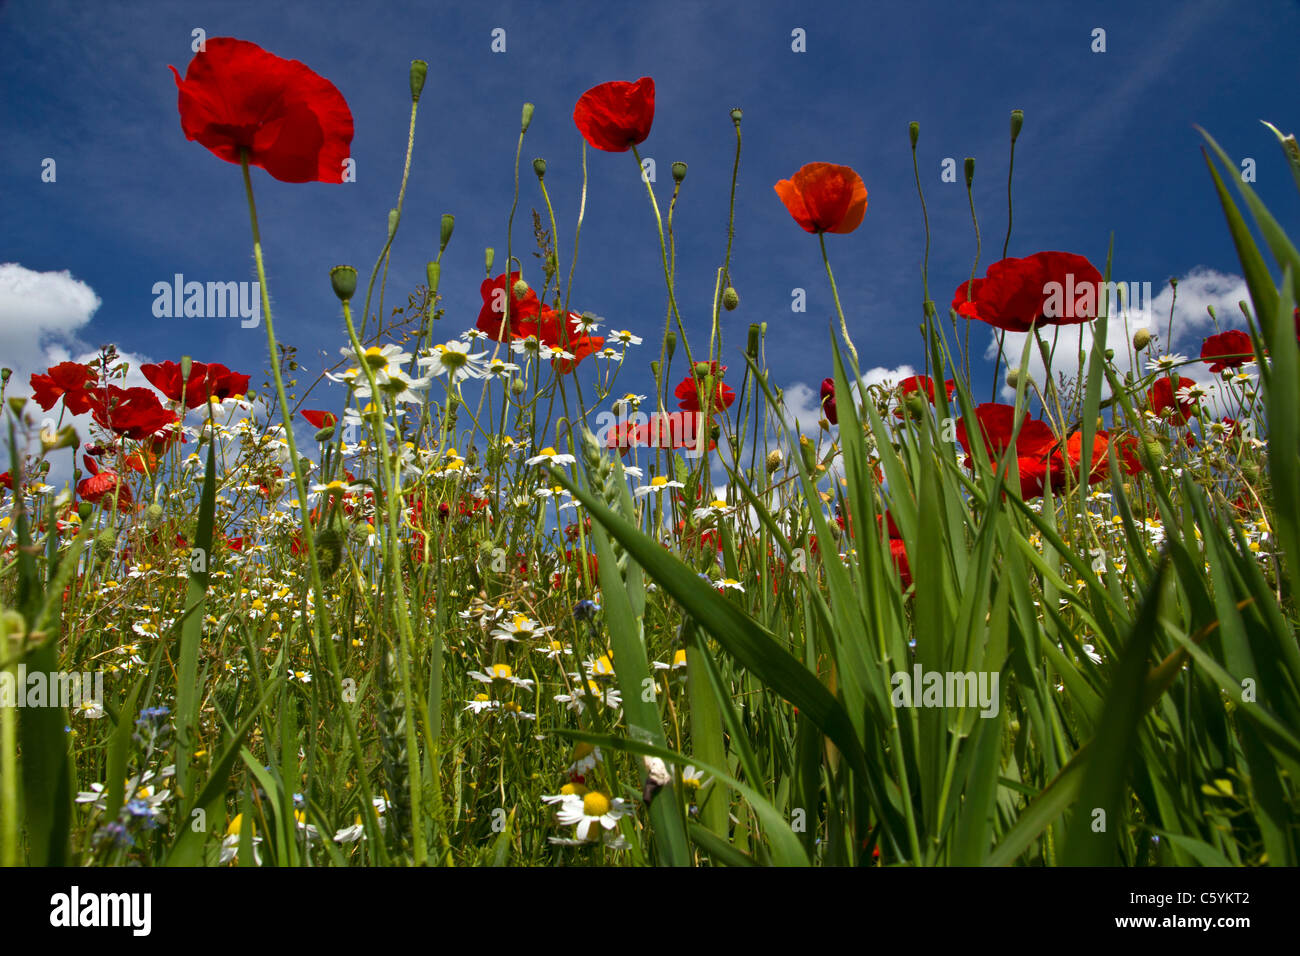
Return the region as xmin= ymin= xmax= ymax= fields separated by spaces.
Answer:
xmin=409 ymin=60 xmax=428 ymax=102
xmin=664 ymin=331 xmax=676 ymax=362
xmin=909 ymin=121 xmax=919 ymax=148
xmin=485 ymin=247 xmax=495 ymax=274
xmin=1010 ymin=109 xmax=1023 ymax=143
xmin=440 ymin=214 xmax=455 ymax=252
xmin=387 ymin=208 xmax=399 ymax=239
xmin=723 ymin=287 xmax=740 ymax=311
xmin=330 ymin=265 xmax=358 ymax=302
xmin=1133 ymin=328 xmax=1152 ymax=351
xmin=1005 ymin=368 xmax=1019 ymax=388
xmin=766 ymin=449 xmax=782 ymax=474
xmin=94 ymin=528 xmax=117 ymax=559
xmin=314 ymin=426 xmax=336 ymax=443
xmin=521 ymin=102 xmax=534 ymax=132
xmin=512 ymin=279 xmax=530 ymax=301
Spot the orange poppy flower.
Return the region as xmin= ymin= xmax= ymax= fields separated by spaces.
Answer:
xmin=774 ymin=163 xmax=868 ymax=234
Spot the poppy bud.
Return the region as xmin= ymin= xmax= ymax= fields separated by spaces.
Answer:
xmin=766 ymin=449 xmax=782 ymax=474
xmin=440 ymin=214 xmax=455 ymax=252
xmin=671 ymin=161 xmax=687 ymax=182
xmin=665 ymin=331 xmax=676 ymax=361
xmin=510 ymin=379 xmax=526 ymax=396
xmin=964 ymin=157 xmax=975 ymax=188
xmin=314 ymin=426 xmax=336 ymax=443
xmin=330 ymin=265 xmax=358 ymax=302
xmin=909 ymin=121 xmax=919 ymax=148
xmin=512 ymin=279 xmax=530 ymax=301
xmin=1005 ymin=368 xmax=1019 ymax=388
xmin=1133 ymin=328 xmax=1152 ymax=351
xmin=146 ymin=503 xmax=165 ymax=527
xmin=521 ymin=102 xmax=534 ymax=132
xmin=723 ymin=287 xmax=740 ymax=311
xmin=1010 ymin=109 xmax=1023 ymax=143
xmin=904 ymin=392 xmax=927 ymax=418
xmin=533 ymin=157 xmax=547 ymax=179
xmin=387 ymin=208 xmax=399 ymax=239
xmin=94 ymin=528 xmax=117 ymax=559
xmin=409 ymin=60 xmax=428 ymax=102
xmin=485 ymin=247 xmax=495 ymax=274
xmin=1105 ymin=348 xmax=1115 ymax=360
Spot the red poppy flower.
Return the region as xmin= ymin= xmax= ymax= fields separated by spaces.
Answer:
xmin=952 ymin=252 xmax=1104 ymax=333
xmin=675 ymin=363 xmax=735 ymax=413
xmin=477 ymin=272 xmax=542 ymax=341
xmin=88 ymin=386 xmax=180 ymax=441
xmin=30 ymin=362 xmax=96 ymax=415
xmin=301 ymin=409 xmax=338 ymax=429
xmin=1200 ymin=329 xmax=1255 ymax=373
xmin=534 ymin=308 xmax=603 ymax=373
xmin=169 ymin=37 xmax=354 ymax=184
xmin=573 ymin=77 xmax=655 ymax=152
xmin=820 ymin=378 xmax=838 ymax=425
xmin=1114 ymin=433 xmax=1145 ymax=476
xmin=1050 ymin=431 xmax=1111 ymax=490
xmin=78 ymin=471 xmax=133 ymax=511
xmin=141 ymin=361 xmax=248 ymax=408
xmin=894 ymin=376 xmax=957 ymax=418
xmin=956 ymin=403 xmax=1058 ymax=499
xmin=1148 ymin=376 xmax=1198 ymax=424
xmin=774 ymin=163 xmax=868 ymax=235
xmin=0 ymin=472 xmax=11 ymax=491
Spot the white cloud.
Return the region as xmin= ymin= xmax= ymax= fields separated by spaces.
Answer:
xmin=0 ymin=263 xmax=103 ymax=378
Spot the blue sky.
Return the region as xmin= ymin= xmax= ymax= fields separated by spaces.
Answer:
xmin=3 ymin=0 xmax=1298 ymax=440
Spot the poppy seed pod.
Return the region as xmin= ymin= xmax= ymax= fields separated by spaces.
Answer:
xmin=730 ymin=107 xmax=743 ymax=124
xmin=533 ymin=157 xmax=547 ymax=178
xmin=330 ymin=265 xmax=358 ymax=302
xmin=671 ymin=161 xmax=687 ymax=183
xmin=409 ymin=60 xmax=428 ymax=102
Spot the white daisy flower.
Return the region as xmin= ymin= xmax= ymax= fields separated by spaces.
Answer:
xmin=526 ymin=446 xmax=577 ymax=467
xmin=554 ymin=791 xmax=632 ymax=842
xmin=610 ymin=330 xmax=643 ymax=347
xmin=418 ymin=341 xmax=487 ymax=384
xmin=635 ymin=475 xmax=685 ymax=498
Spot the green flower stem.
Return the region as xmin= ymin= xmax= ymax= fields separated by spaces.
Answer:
xmin=239 ymin=151 xmax=385 ymax=850
xmin=360 ymin=95 xmax=420 ymax=340
xmin=338 ymin=300 xmax=428 ymax=865
xmin=818 ymin=233 xmax=860 ymax=372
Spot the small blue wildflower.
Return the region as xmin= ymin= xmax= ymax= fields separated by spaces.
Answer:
xmin=573 ymin=599 xmax=600 ymax=621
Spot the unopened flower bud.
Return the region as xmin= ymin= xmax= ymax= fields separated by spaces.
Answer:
xmin=387 ymin=208 xmax=399 ymax=239
xmin=765 ymin=449 xmax=782 ymax=474
xmin=909 ymin=121 xmax=919 ymax=148
xmin=409 ymin=59 xmax=428 ymax=102
xmin=512 ymin=279 xmax=530 ymax=301
xmin=1010 ymin=109 xmax=1023 ymax=143
xmin=94 ymin=528 xmax=117 ymax=558
xmin=1005 ymin=368 xmax=1019 ymax=388
xmin=664 ymin=332 xmax=676 ymax=361
xmin=314 ymin=425 xmax=336 ymax=443
xmin=722 ymin=287 xmax=740 ymax=312
xmin=440 ymin=214 xmax=455 ymax=252
xmin=964 ymin=157 xmax=975 ymax=188
xmin=521 ymin=102 xmax=534 ymax=132
xmin=1133 ymin=327 xmax=1152 ymax=351
xmin=485 ymin=247 xmax=495 ymax=274
xmin=510 ymin=378 xmax=527 ymax=396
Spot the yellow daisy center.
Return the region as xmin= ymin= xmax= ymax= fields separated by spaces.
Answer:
xmin=582 ymin=792 xmax=611 ymax=817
